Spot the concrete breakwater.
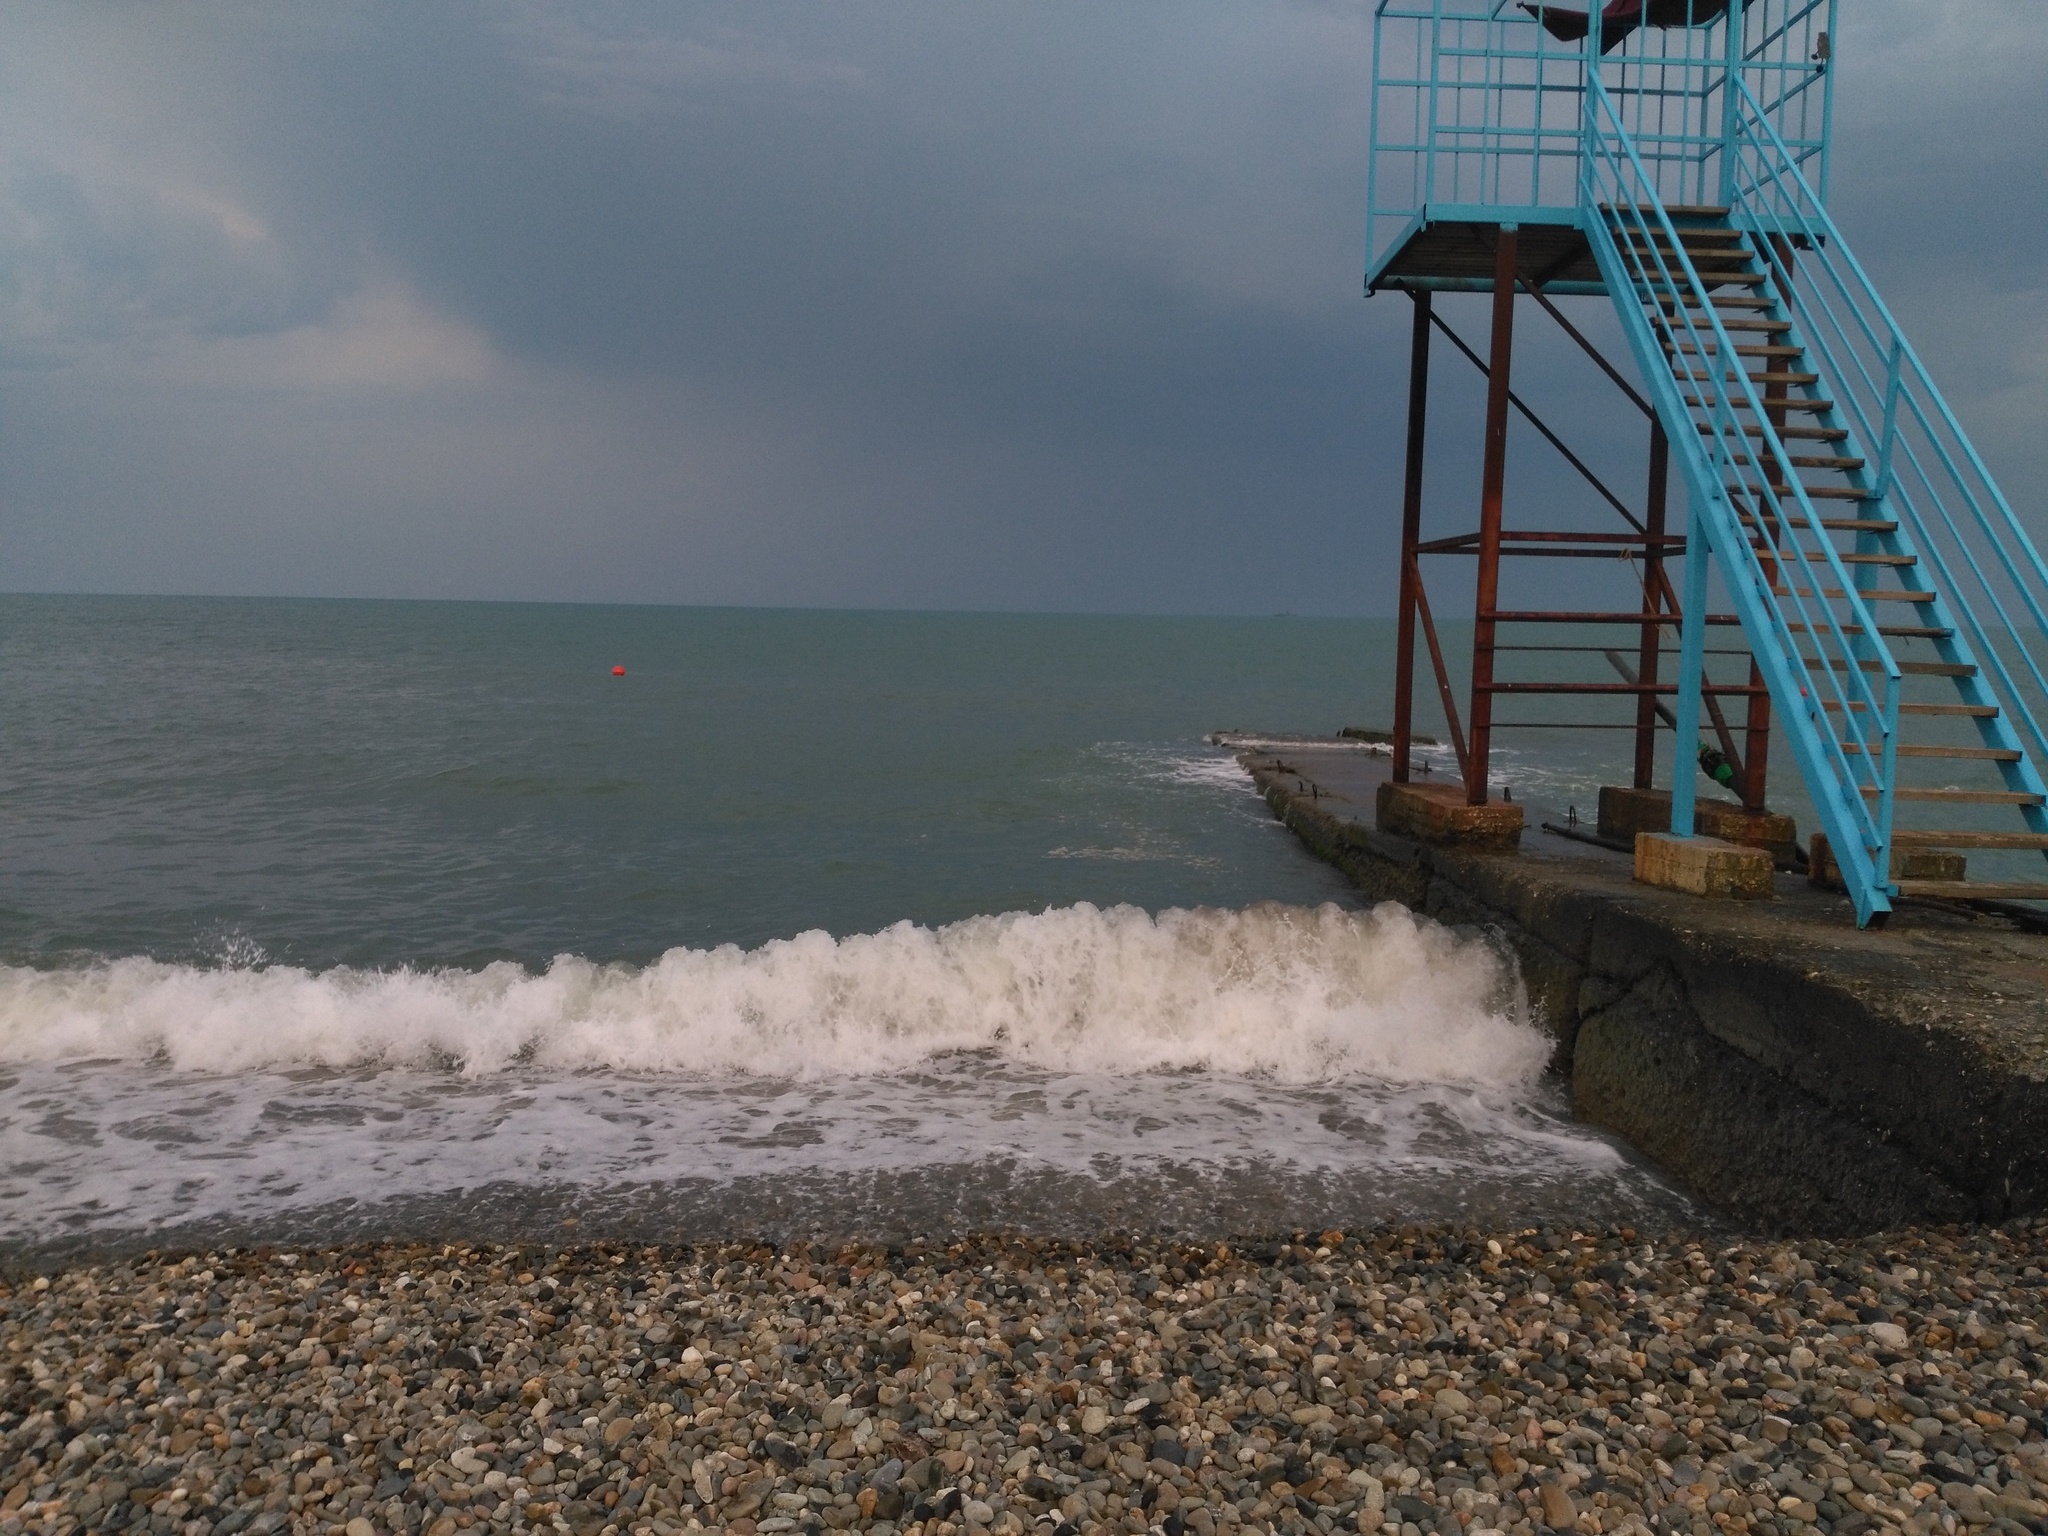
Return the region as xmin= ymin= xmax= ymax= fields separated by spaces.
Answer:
xmin=1231 ymin=740 xmax=2048 ymax=1236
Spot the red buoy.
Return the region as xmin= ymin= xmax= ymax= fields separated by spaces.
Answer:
xmin=612 ymin=665 xmax=626 ymax=677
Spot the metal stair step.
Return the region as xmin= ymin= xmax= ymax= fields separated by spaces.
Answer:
xmin=1807 ymin=656 xmax=1977 ymax=678
xmin=1684 ymin=395 xmax=1835 ymax=413
xmin=1755 ymin=550 xmax=1916 ymax=569
xmin=1788 ymin=622 xmax=1953 ymax=639
xmin=1665 ymin=295 xmax=1776 ymax=310
xmin=1894 ymin=830 xmax=2048 ymax=850
xmin=1724 ymin=452 xmax=1864 ymax=472
xmin=1896 ymin=881 xmax=2048 ymax=901
xmin=1664 ymin=343 xmax=1805 ymax=359
xmin=1817 ymin=701 xmax=1999 ymax=717
xmin=1618 ymin=240 xmax=1744 ymax=256
xmin=1701 ymin=423 xmax=1848 ymax=441
xmin=1730 ymin=484 xmax=1875 ymax=501
xmin=1678 ymin=370 xmax=1820 ymax=385
xmin=1841 ymin=743 xmax=2021 ymax=761
xmin=1683 ymin=318 xmax=1792 ymax=333
xmin=1601 ymin=202 xmax=1732 ymax=217
xmin=1861 ymin=787 xmax=2043 ymax=805
xmin=1627 ymin=246 xmax=1750 ymax=264
xmin=1620 ymin=224 xmax=1744 ymax=241
xmin=1770 ymin=585 xmax=1937 ymax=602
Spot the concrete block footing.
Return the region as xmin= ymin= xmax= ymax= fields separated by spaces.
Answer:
xmin=1375 ymin=781 xmax=1523 ymax=853
xmin=1634 ymin=831 xmax=1776 ymax=899
xmin=1598 ymin=785 xmax=1799 ymax=862
xmin=1600 ymin=786 xmax=1677 ymax=842
xmin=1809 ymin=833 xmax=1967 ymax=890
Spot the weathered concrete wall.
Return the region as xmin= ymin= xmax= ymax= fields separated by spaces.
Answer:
xmin=1247 ymin=758 xmax=2048 ymax=1235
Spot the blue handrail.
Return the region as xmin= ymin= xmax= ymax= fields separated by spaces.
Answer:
xmin=1721 ymin=77 xmax=2048 ymax=810
xmin=1580 ymin=71 xmax=1900 ymax=922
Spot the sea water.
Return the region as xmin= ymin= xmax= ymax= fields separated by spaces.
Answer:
xmin=0 ymin=596 xmax=1696 ymax=1252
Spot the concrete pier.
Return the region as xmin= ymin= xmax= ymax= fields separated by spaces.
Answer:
xmin=1225 ymin=735 xmax=2048 ymax=1235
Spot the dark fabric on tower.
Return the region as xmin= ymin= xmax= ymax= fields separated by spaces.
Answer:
xmin=1520 ymin=0 xmax=1736 ymax=54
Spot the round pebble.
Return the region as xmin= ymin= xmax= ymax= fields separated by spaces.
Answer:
xmin=3 ymin=1222 xmax=2047 ymax=1536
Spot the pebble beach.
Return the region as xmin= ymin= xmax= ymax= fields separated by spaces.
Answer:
xmin=5 ymin=1222 xmax=2048 ymax=1536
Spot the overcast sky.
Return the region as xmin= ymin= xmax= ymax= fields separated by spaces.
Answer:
xmin=0 ymin=0 xmax=2041 ymax=614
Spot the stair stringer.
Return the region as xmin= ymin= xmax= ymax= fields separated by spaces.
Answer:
xmin=1580 ymin=211 xmax=1897 ymax=925
xmin=1735 ymin=234 xmax=2048 ymax=846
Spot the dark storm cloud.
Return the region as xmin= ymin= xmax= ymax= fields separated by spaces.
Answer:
xmin=0 ymin=0 xmax=2040 ymax=610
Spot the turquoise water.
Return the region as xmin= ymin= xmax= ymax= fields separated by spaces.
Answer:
xmin=0 ymin=596 xmax=1693 ymax=1249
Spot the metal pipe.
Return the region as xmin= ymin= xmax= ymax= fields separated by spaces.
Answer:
xmin=1636 ymin=418 xmax=1671 ymax=788
xmin=1672 ymin=503 xmax=1714 ymax=838
xmin=1467 ymin=225 xmax=1519 ymax=807
xmin=1480 ymin=681 xmax=1767 ymax=695
xmin=1392 ymin=292 xmax=1431 ymax=787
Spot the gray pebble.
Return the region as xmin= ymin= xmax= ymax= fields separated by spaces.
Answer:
xmin=1 ymin=1224 xmax=2046 ymax=1536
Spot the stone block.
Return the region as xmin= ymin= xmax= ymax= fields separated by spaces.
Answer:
xmin=1633 ymin=832 xmax=1775 ymax=899
xmin=1693 ymin=802 xmax=1800 ymax=863
xmin=1598 ymin=785 xmax=1797 ymax=861
xmin=1598 ymin=786 xmax=1674 ymax=842
xmin=1808 ymin=833 xmax=1966 ymax=890
xmin=1375 ymin=781 xmax=1523 ymax=853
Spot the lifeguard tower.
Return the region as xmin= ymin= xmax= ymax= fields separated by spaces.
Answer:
xmin=1368 ymin=0 xmax=2048 ymax=926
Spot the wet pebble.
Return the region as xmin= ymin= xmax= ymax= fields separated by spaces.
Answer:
xmin=3 ymin=1221 xmax=2048 ymax=1536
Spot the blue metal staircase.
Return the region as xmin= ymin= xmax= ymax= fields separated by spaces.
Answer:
xmin=1366 ymin=1 xmax=2048 ymax=926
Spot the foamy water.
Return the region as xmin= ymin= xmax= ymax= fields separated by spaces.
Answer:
xmin=0 ymin=903 xmax=1540 ymax=1082
xmin=0 ymin=601 xmax=1705 ymax=1250
xmin=0 ymin=903 xmax=1697 ymax=1248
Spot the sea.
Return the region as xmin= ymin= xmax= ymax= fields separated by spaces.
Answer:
xmin=0 ymin=595 xmax=1698 ymax=1258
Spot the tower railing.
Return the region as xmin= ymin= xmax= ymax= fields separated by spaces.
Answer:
xmin=1368 ymin=0 xmax=1835 ymax=290
xmin=1579 ymin=70 xmax=1900 ymax=918
xmin=1722 ymin=75 xmax=2048 ymax=803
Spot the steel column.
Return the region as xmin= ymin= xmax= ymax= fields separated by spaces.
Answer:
xmin=1466 ymin=226 xmax=1519 ymax=806
xmin=1633 ymin=418 xmax=1670 ymax=789
xmin=1671 ymin=504 xmax=1714 ymax=839
xmin=1392 ymin=292 xmax=1432 ymax=785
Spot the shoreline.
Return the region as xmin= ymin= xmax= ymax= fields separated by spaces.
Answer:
xmin=5 ymin=1222 xmax=2047 ymax=1536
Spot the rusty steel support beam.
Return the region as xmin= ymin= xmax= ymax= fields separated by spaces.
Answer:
xmin=1467 ymin=227 xmax=1518 ymax=807
xmin=1412 ymin=558 xmax=1471 ymax=784
xmin=1481 ymin=681 xmax=1767 ymax=696
xmin=1635 ymin=418 xmax=1670 ymax=789
xmin=1414 ymin=530 xmax=1684 ymax=555
xmin=1392 ymin=292 xmax=1431 ymax=786
xmin=1488 ymin=610 xmax=1742 ymax=625
xmin=1520 ymin=279 xmax=1655 ymax=420
xmin=1427 ymin=310 xmax=1645 ymax=535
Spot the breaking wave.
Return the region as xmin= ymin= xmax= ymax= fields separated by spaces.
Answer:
xmin=0 ymin=902 xmax=1544 ymax=1086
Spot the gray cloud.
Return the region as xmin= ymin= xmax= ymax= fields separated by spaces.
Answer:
xmin=0 ymin=0 xmax=2039 ymax=612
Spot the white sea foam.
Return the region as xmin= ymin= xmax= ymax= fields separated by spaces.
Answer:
xmin=0 ymin=902 xmax=1544 ymax=1087
xmin=0 ymin=905 xmax=1691 ymax=1244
